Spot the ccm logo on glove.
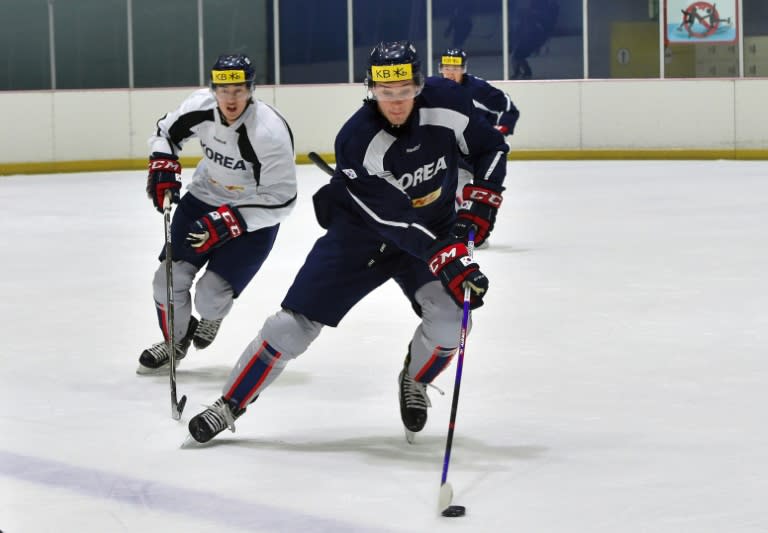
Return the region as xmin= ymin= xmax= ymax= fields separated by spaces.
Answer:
xmin=149 ymin=158 xmax=182 ymax=173
xmin=211 ymin=209 xmax=243 ymax=238
xmin=463 ymin=186 xmax=503 ymax=208
xmin=146 ymin=152 xmax=182 ymax=213
xmin=187 ymin=205 xmax=246 ymax=253
xmin=426 ymin=239 xmax=489 ymax=309
xmin=453 ymin=182 xmax=505 ymax=247
xmin=428 ymin=244 xmax=473 ymax=275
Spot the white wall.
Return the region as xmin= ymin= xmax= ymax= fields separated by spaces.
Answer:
xmin=499 ymin=79 xmax=766 ymax=152
xmin=1 ymin=79 xmax=767 ymax=165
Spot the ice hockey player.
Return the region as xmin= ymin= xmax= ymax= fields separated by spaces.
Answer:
xmin=438 ymin=47 xmax=519 ymax=244
xmin=438 ymin=48 xmax=520 ymax=138
xmin=137 ymin=54 xmax=297 ymax=374
xmin=186 ymin=40 xmax=507 ymax=444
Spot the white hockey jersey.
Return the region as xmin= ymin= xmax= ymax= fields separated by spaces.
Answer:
xmin=148 ymin=89 xmax=297 ymax=232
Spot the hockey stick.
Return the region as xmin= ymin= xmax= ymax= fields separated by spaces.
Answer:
xmin=438 ymin=229 xmax=475 ymax=517
xmin=164 ymin=191 xmax=187 ymax=420
xmin=307 ymin=151 xmax=335 ymax=176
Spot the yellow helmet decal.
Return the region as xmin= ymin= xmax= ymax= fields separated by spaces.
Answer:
xmin=441 ymin=56 xmax=463 ymax=66
xmin=211 ymin=69 xmax=247 ymax=84
xmin=370 ymin=63 xmax=413 ymax=82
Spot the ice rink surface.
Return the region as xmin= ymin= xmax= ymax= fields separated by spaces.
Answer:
xmin=1 ymin=160 xmax=767 ymax=532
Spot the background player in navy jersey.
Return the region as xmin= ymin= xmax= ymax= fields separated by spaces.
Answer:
xmin=137 ymin=54 xmax=297 ymax=374
xmin=438 ymin=48 xmax=520 ymax=137
xmin=438 ymin=47 xmax=520 ymax=245
xmin=187 ymin=41 xmax=508 ymax=444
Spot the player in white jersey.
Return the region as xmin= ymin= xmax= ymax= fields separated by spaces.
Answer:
xmin=137 ymin=54 xmax=297 ymax=374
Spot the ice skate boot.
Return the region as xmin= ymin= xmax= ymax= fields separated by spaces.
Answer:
xmin=192 ymin=317 xmax=222 ymax=349
xmin=398 ymin=355 xmax=432 ymax=444
xmin=187 ymin=396 xmax=247 ymax=443
xmin=137 ymin=317 xmax=198 ymax=374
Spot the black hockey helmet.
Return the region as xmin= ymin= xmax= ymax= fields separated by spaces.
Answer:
xmin=365 ymin=40 xmax=424 ymax=90
xmin=439 ymin=48 xmax=467 ymax=69
xmin=210 ymin=54 xmax=255 ymax=89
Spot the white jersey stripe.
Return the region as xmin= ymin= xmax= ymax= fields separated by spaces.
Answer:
xmin=362 ymin=129 xmax=411 ymax=197
xmin=474 ymin=99 xmax=503 ymax=125
xmin=483 ymin=150 xmax=505 ymax=181
xmin=346 ymin=189 xmax=436 ymax=240
xmin=363 ymin=130 xmax=397 ymax=175
xmin=418 ymin=107 xmax=470 ymax=155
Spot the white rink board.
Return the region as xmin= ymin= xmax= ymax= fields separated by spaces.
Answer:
xmin=1 ymin=79 xmax=767 ymax=164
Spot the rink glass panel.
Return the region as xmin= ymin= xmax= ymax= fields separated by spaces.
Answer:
xmin=202 ymin=0 xmax=273 ymax=86
xmin=507 ymin=0 xmax=582 ymax=80
xmin=0 ymin=0 xmax=50 ymax=91
xmin=53 ymin=0 xmax=129 ymax=89
xmin=2 ymin=0 xmax=768 ymax=90
xmin=132 ymin=0 xmax=198 ymax=88
xmin=431 ymin=0 xmax=504 ymax=81
xmin=351 ymin=0 xmax=428 ymax=83
xmin=279 ymin=0 xmax=347 ymax=84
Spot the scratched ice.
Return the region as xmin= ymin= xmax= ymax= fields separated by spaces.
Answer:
xmin=1 ymin=160 xmax=767 ymax=532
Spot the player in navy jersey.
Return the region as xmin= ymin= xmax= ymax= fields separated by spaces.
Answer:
xmin=438 ymin=48 xmax=520 ymax=137
xmin=438 ymin=47 xmax=520 ymax=245
xmin=137 ymin=53 xmax=297 ymax=374
xmin=187 ymin=41 xmax=508 ymax=444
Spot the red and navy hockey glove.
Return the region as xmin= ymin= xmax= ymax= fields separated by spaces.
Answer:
xmin=186 ymin=205 xmax=246 ymax=254
xmin=452 ymin=181 xmax=504 ymax=247
xmin=146 ymin=152 xmax=182 ymax=213
xmin=494 ymin=124 xmax=509 ymax=135
xmin=427 ymin=238 xmax=489 ymax=309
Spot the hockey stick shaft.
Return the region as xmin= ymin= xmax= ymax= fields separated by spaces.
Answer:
xmin=308 ymin=151 xmax=335 ymax=176
xmin=438 ymin=229 xmax=474 ymax=508
xmin=164 ymin=191 xmax=187 ymax=420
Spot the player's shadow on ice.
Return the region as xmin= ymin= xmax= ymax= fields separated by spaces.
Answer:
xmin=481 ymin=244 xmax=531 ymax=254
xmin=176 ymin=366 xmax=313 ymax=386
xmin=191 ymin=433 xmax=546 ymax=470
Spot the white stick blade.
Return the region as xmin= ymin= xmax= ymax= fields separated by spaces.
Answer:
xmin=438 ymin=482 xmax=454 ymax=512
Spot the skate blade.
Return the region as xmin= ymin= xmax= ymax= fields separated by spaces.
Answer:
xmin=180 ymin=434 xmax=206 ymax=449
xmin=135 ymin=359 xmax=182 ymax=375
xmin=404 ymin=428 xmax=416 ymax=444
xmin=136 ymin=363 xmax=169 ymax=375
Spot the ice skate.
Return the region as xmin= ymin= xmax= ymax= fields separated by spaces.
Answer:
xmin=192 ymin=317 xmax=222 ymax=349
xmin=137 ymin=317 xmax=198 ymax=374
xmin=399 ymin=361 xmax=432 ymax=444
xmin=187 ymin=396 xmax=246 ymax=444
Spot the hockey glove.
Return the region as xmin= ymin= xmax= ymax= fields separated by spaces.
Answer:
xmin=186 ymin=205 xmax=246 ymax=254
xmin=452 ymin=181 xmax=504 ymax=247
xmin=427 ymin=238 xmax=489 ymax=309
xmin=146 ymin=152 xmax=182 ymax=213
xmin=494 ymin=125 xmax=509 ymax=135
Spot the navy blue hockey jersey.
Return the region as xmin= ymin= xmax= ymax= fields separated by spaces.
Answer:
xmin=459 ymin=74 xmax=520 ymax=134
xmin=312 ymin=77 xmax=508 ymax=261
